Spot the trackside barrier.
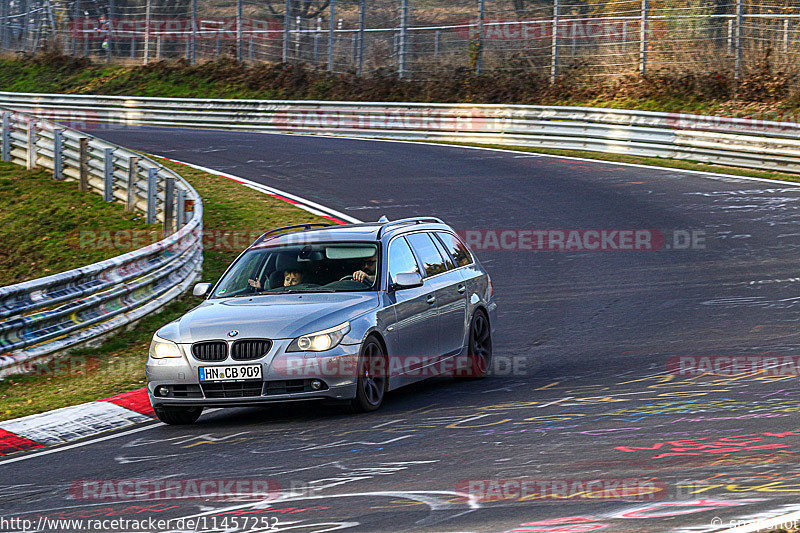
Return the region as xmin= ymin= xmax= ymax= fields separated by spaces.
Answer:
xmin=0 ymin=108 xmax=204 ymax=377
xmin=2 ymin=91 xmax=800 ymax=173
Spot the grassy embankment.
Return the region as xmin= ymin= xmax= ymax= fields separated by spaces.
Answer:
xmin=0 ymin=158 xmax=324 ymax=421
xmin=1 ymin=54 xmax=799 ymax=183
xmin=0 ymin=162 xmax=157 ymax=285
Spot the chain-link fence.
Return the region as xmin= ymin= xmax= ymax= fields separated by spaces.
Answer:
xmin=0 ymin=0 xmax=794 ymax=79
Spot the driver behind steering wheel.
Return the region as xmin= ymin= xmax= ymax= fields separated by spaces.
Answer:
xmin=352 ymin=252 xmax=377 ymax=285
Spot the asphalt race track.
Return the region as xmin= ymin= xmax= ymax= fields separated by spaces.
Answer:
xmin=4 ymin=127 xmax=800 ymax=532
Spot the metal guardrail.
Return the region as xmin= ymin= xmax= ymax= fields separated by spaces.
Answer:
xmin=1 ymin=91 xmax=800 ymax=174
xmin=0 ymin=108 xmax=204 ymax=377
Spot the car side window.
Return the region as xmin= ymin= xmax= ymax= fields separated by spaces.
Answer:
xmin=406 ymin=232 xmax=449 ymax=278
xmin=387 ymin=237 xmax=420 ymax=283
xmin=435 ymin=232 xmax=474 ymax=267
xmin=430 ymin=232 xmax=455 ymax=271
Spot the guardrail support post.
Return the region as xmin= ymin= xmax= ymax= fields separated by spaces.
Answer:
xmin=164 ymin=177 xmax=175 ymax=235
xmin=1 ymin=112 xmax=10 ymax=162
xmin=79 ymin=138 xmax=89 ymax=192
xmin=53 ymin=129 xmax=63 ymax=180
xmin=176 ymin=188 xmax=186 ymax=228
xmin=551 ymin=0 xmax=560 ymax=83
xmin=26 ymin=121 xmax=37 ymax=170
xmin=126 ymin=156 xmax=139 ymax=212
xmin=146 ymin=167 xmax=158 ymax=225
xmin=103 ymin=148 xmax=114 ymax=201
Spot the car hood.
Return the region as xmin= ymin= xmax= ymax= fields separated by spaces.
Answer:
xmin=157 ymin=292 xmax=379 ymax=344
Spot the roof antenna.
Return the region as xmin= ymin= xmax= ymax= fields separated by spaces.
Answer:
xmin=378 ymin=215 xmax=390 ymax=223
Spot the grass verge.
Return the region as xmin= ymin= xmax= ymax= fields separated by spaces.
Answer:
xmin=0 ymin=162 xmax=160 ymax=285
xmin=0 ymin=157 xmax=325 ymax=421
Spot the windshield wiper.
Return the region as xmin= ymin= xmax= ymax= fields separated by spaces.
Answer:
xmin=278 ymin=288 xmax=337 ymax=293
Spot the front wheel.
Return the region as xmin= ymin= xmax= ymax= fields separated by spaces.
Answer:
xmin=154 ymin=405 xmax=203 ymax=425
xmin=349 ymin=337 xmax=387 ymax=412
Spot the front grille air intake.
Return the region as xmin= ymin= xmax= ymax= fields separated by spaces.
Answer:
xmin=192 ymin=341 xmax=228 ymax=362
xmin=202 ymin=382 xmax=263 ymax=398
xmin=231 ymin=339 xmax=272 ymax=361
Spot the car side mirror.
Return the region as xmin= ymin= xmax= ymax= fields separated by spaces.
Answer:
xmin=392 ymin=271 xmax=423 ymax=291
xmin=193 ymin=282 xmax=212 ymax=298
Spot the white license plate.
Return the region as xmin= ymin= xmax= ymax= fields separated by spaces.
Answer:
xmin=199 ymin=364 xmax=262 ymax=382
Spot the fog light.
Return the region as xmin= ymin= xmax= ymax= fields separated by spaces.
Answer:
xmin=311 ymin=380 xmax=323 ymax=390
xmin=157 ymin=386 xmax=170 ymax=397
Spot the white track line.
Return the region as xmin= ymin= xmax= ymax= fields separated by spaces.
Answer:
xmin=161 ymin=157 xmax=363 ymax=224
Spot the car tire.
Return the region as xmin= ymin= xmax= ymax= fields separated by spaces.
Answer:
xmin=349 ymin=336 xmax=388 ymax=413
xmin=153 ymin=405 xmax=203 ymax=425
xmin=461 ymin=309 xmax=492 ymax=379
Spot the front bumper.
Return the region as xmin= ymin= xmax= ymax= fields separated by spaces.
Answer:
xmin=147 ymin=339 xmax=360 ymax=408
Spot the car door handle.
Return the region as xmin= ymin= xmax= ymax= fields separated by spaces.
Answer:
xmin=426 ymin=295 xmax=436 ymax=305
xmin=457 ymin=284 xmax=466 ymax=294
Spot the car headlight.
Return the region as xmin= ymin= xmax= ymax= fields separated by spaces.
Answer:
xmin=287 ymin=322 xmax=351 ymax=352
xmin=149 ymin=335 xmax=183 ymax=359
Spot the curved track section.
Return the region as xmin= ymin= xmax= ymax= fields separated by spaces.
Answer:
xmin=4 ymin=127 xmax=800 ymax=532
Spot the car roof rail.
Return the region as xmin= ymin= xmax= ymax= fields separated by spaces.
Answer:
xmin=377 ymin=217 xmax=445 ymax=238
xmin=253 ymin=223 xmax=334 ymax=246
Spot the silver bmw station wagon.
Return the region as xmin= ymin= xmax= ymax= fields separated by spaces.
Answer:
xmin=146 ymin=217 xmax=496 ymax=424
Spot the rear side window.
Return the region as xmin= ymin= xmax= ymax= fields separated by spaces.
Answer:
xmin=436 ymin=232 xmax=473 ymax=267
xmin=406 ymin=232 xmax=449 ymax=277
xmin=430 ymin=233 xmax=455 ymax=271
xmin=387 ymin=237 xmax=419 ymax=282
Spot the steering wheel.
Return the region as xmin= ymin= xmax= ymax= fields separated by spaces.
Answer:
xmin=339 ymin=275 xmax=355 ymax=281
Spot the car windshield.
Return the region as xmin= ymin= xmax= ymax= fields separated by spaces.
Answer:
xmin=212 ymin=241 xmax=380 ymax=297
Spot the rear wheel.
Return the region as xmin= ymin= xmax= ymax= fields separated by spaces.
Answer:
xmin=463 ymin=310 xmax=492 ymax=379
xmin=349 ymin=337 xmax=387 ymax=412
xmin=153 ymin=405 xmax=203 ymax=425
